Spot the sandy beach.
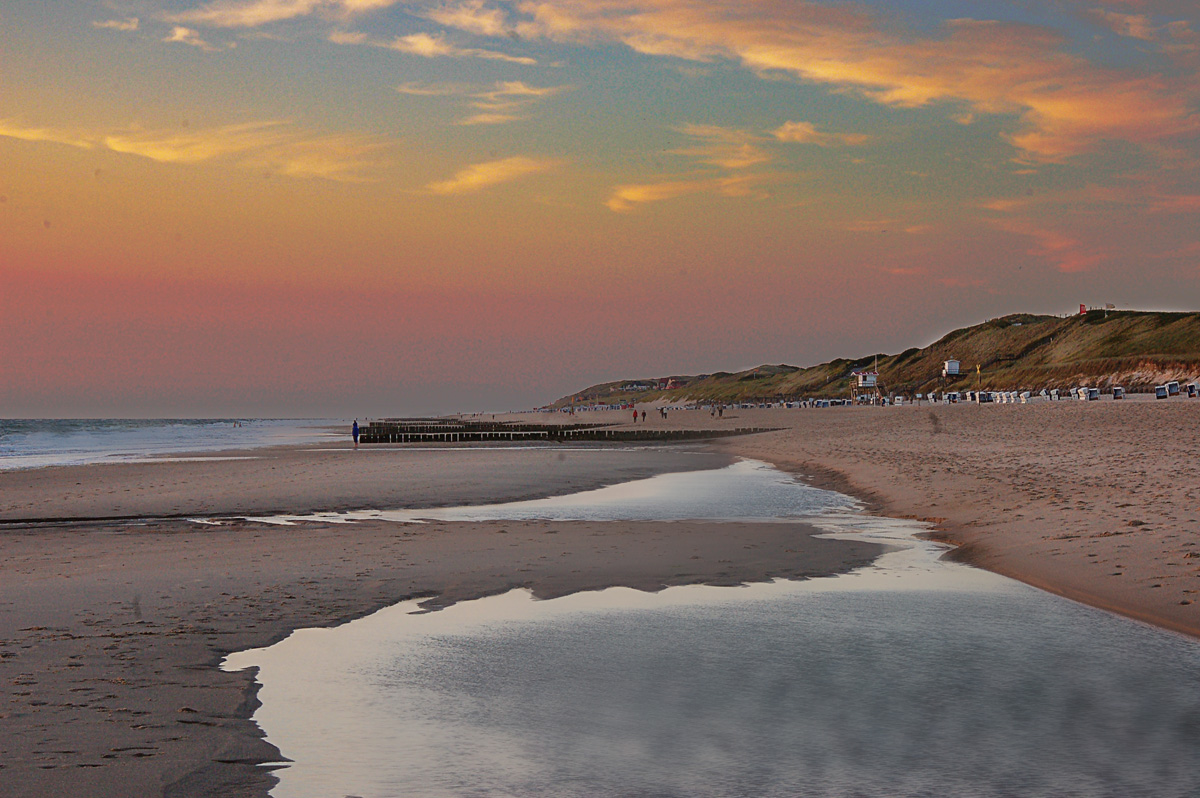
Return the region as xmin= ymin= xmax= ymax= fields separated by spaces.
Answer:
xmin=0 ymin=443 xmax=879 ymax=797
xmin=3 ymin=401 xmax=1199 ymax=796
xmin=552 ymin=400 xmax=1200 ymax=638
xmin=706 ymin=401 xmax=1200 ymax=640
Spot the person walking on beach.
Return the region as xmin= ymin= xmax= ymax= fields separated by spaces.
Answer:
xmin=352 ymin=419 xmax=360 ymax=449
xmin=632 ymin=409 xmax=638 ymax=423
xmin=641 ymin=410 xmax=646 ymax=422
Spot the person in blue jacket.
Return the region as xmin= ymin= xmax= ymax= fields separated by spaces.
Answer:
xmin=352 ymin=419 xmax=360 ymax=449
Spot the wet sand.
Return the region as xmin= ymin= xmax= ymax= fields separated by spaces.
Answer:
xmin=0 ymin=444 xmax=725 ymax=523
xmin=0 ymin=445 xmax=879 ymax=797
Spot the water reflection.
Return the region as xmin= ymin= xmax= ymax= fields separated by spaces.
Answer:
xmin=224 ymin=462 xmax=1200 ymax=798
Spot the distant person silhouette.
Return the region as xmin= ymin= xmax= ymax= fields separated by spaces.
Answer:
xmin=352 ymin=419 xmax=360 ymax=449
xmin=641 ymin=410 xmax=646 ymax=422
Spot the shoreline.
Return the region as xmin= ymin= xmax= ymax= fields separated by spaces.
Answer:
xmin=708 ymin=403 xmax=1200 ymax=640
xmin=747 ymin=450 xmax=1200 ymax=641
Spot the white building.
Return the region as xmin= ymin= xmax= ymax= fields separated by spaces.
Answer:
xmin=943 ymin=359 xmax=960 ymax=377
xmin=853 ymin=370 xmax=878 ymax=388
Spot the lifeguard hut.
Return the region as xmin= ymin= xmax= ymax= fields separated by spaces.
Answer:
xmin=942 ymin=359 xmax=960 ymax=378
xmin=851 ymin=370 xmax=881 ymax=405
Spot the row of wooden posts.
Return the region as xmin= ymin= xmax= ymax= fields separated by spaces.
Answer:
xmin=357 ymin=422 xmax=776 ymax=444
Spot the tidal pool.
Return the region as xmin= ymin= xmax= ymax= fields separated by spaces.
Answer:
xmin=225 ymin=462 xmax=1200 ymax=798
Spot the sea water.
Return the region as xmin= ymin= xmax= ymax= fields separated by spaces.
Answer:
xmin=225 ymin=462 xmax=1200 ymax=798
xmin=0 ymin=418 xmax=338 ymax=471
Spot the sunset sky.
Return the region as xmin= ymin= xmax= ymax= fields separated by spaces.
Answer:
xmin=3 ymin=0 xmax=1199 ymax=416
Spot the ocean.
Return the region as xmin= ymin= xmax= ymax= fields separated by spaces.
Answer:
xmin=0 ymin=418 xmax=340 ymax=471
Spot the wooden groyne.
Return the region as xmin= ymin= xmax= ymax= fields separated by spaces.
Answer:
xmin=358 ymin=420 xmax=778 ymax=444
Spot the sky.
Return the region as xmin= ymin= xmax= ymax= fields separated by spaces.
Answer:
xmin=2 ymin=0 xmax=1199 ymax=416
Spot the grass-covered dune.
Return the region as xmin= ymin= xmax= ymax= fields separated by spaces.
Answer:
xmin=553 ymin=310 xmax=1200 ymax=406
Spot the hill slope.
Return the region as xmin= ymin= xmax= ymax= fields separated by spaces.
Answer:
xmin=553 ymin=310 xmax=1200 ymax=406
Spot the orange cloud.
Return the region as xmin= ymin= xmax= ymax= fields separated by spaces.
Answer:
xmin=605 ymin=173 xmax=769 ymax=212
xmin=992 ymin=218 xmax=1107 ymax=273
xmin=476 ymin=1 xmax=1200 ymax=161
xmin=0 ymin=118 xmax=387 ymax=181
xmin=164 ymin=25 xmax=224 ymax=50
xmin=326 ymin=30 xmax=537 ymax=63
xmin=169 ymin=0 xmax=394 ymax=28
xmin=426 ymin=156 xmax=558 ymax=194
xmin=424 ymin=1 xmax=513 ymax=36
xmin=93 ymin=17 xmax=139 ymax=31
xmin=396 ymin=79 xmax=568 ymax=125
xmin=773 ymin=121 xmax=869 ymax=146
xmin=385 ymin=31 xmax=535 ymax=62
xmin=1090 ymin=9 xmax=1160 ymax=40
xmin=459 ymin=112 xmax=522 ymax=125
xmin=165 ymin=1 xmax=1198 ymax=160
xmin=671 ymin=124 xmax=772 ymax=170
xmin=0 ymin=119 xmax=97 ymax=150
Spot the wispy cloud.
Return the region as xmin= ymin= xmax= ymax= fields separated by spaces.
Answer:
xmin=991 ymin=217 xmax=1107 ymax=273
xmin=424 ymin=0 xmax=513 ymax=37
xmin=164 ymin=25 xmax=224 ymax=50
xmin=606 ymin=179 xmax=708 ymax=212
xmin=103 ymin=121 xmax=284 ymax=163
xmin=397 ymin=79 xmax=568 ymax=125
xmin=1090 ymin=9 xmax=1161 ymax=41
xmin=165 ymin=1 xmax=1200 ymax=161
xmin=671 ymin=125 xmax=772 ymax=170
xmin=473 ymin=81 xmax=566 ymax=104
xmin=328 ymin=29 xmax=369 ymax=44
xmin=606 ymin=173 xmax=768 ymax=212
xmin=459 ymin=112 xmax=522 ymax=125
xmin=0 ymin=118 xmax=388 ymax=182
xmin=445 ymin=1 xmax=1200 ymax=162
xmin=606 ymin=124 xmax=786 ymax=211
xmin=168 ymin=0 xmax=393 ymax=29
xmin=93 ymin=17 xmax=139 ymax=32
xmin=1087 ymin=7 xmax=1198 ymax=50
xmin=383 ymin=32 xmax=536 ymax=63
xmin=773 ymin=121 xmax=869 ymax=147
xmin=396 ymin=81 xmax=473 ymax=96
xmin=426 ymin=156 xmax=558 ymax=194
xmin=0 ymin=119 xmax=98 ymax=150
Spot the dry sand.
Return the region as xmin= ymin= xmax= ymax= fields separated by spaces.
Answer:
xmin=565 ymin=400 xmax=1200 ymax=638
xmin=0 ymin=444 xmax=879 ymax=797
